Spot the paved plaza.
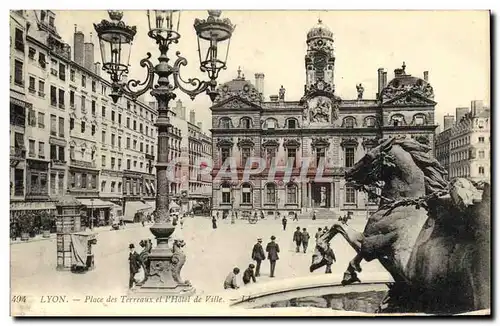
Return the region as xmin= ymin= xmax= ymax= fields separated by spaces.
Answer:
xmin=11 ymin=217 xmax=388 ymax=297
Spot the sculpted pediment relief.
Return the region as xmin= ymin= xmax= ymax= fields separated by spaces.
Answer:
xmin=216 ymin=137 xmax=234 ymax=148
xmin=219 ymin=97 xmax=255 ymax=110
xmin=284 ymin=137 xmax=301 ymax=148
xmin=261 ymin=138 xmax=280 ymax=147
xmin=381 ymin=89 xmax=436 ymax=106
xmin=311 ymin=137 xmax=330 ymax=148
xmin=340 ymin=137 xmax=359 ymax=148
xmin=237 ymin=137 xmax=255 ymax=148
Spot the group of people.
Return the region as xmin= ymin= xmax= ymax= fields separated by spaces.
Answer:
xmin=224 ymin=235 xmax=281 ymax=290
xmin=292 ymin=227 xmax=311 ymax=253
xmin=128 ymin=239 xmax=153 ymax=289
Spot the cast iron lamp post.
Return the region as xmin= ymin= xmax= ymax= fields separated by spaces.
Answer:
xmin=231 ymin=196 xmax=235 ymax=224
xmin=94 ymin=10 xmax=234 ymax=295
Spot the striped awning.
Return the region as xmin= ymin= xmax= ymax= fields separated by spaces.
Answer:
xmin=79 ymin=199 xmax=114 ymax=208
xmin=124 ymin=201 xmax=152 ymax=222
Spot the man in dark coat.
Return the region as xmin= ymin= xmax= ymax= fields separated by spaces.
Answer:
xmin=128 ymin=243 xmax=141 ymax=289
xmin=266 ymin=236 xmax=280 ymax=277
xmin=242 ymin=264 xmax=257 ymax=285
xmin=315 ymin=227 xmax=323 ymax=242
xmin=301 ymin=228 xmax=310 ymax=253
xmin=293 ymin=227 xmax=302 ymax=253
xmin=282 ymin=215 xmax=287 ymax=231
xmin=292 ymin=212 xmax=299 ymax=221
xmin=251 ymin=238 xmax=266 ymax=277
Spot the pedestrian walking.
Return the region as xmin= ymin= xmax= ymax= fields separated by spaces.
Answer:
xmin=293 ymin=227 xmax=302 ymax=253
xmin=251 ymin=238 xmax=266 ymax=277
xmin=138 ymin=240 xmax=150 ymax=284
xmin=212 ymin=215 xmax=217 ymax=229
xmin=312 ymin=211 xmax=317 ymax=220
xmin=292 ymin=212 xmax=299 ymax=222
xmin=325 ymin=243 xmax=336 ymax=273
xmin=223 ymin=267 xmax=240 ymax=289
xmin=266 ymin=236 xmax=280 ymax=277
xmin=315 ymin=227 xmax=323 ymax=242
xmin=242 ymin=264 xmax=257 ymax=285
xmin=301 ymin=228 xmax=310 ymax=253
xmin=179 ymin=215 xmax=185 ymax=229
xmin=128 ymin=244 xmax=141 ymax=289
xmin=282 ymin=216 xmax=288 ymax=231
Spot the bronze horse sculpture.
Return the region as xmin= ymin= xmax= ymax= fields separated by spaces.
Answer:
xmin=310 ymin=137 xmax=490 ymax=314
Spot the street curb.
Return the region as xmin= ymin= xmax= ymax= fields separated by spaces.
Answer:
xmin=10 ymin=223 xmax=145 ymax=246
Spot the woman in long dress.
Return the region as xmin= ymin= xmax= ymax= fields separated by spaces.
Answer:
xmin=212 ymin=215 xmax=217 ymax=229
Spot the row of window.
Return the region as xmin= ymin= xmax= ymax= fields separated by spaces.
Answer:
xmin=449 ymin=166 xmax=487 ymax=178
xmin=220 ymin=147 xmax=357 ymax=168
xmin=218 ymin=116 xmax=380 ymax=130
xmin=219 ymin=183 xmax=359 ymax=205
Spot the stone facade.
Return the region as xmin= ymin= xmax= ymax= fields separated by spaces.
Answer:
xmin=210 ymin=20 xmax=438 ymax=219
xmin=10 ymin=10 xmax=157 ymax=224
xmin=435 ymin=101 xmax=491 ymax=182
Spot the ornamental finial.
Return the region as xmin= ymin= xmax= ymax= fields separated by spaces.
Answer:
xmin=108 ymin=10 xmax=123 ymax=22
xmin=402 ymin=61 xmax=406 ymax=73
xmin=237 ymin=66 xmax=242 ymax=79
xmin=208 ymin=10 xmax=222 ymax=18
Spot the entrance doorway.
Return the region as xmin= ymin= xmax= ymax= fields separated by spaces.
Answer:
xmin=311 ymin=182 xmax=331 ymax=208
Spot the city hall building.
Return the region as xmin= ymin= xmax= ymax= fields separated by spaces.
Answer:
xmin=210 ymin=20 xmax=438 ymax=219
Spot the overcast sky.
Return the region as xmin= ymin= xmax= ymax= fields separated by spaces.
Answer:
xmin=54 ymin=10 xmax=490 ymax=132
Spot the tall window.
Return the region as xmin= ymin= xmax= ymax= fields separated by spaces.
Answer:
xmin=316 ymin=147 xmax=326 ymax=167
xmin=479 ymin=137 xmax=485 ymax=143
xmin=242 ymin=183 xmax=252 ymax=204
xmin=50 ymin=115 xmax=57 ymax=136
xmin=287 ymin=119 xmax=297 ymax=129
xmin=14 ymin=60 xmax=23 ymax=85
xmin=69 ymin=90 xmax=75 ymax=107
xmin=222 ymin=183 xmax=231 ymax=204
xmin=50 ymin=86 xmax=57 ymax=106
xmin=241 ymin=147 xmax=251 ymax=166
xmin=365 ymin=117 xmax=376 ymax=127
xmin=111 ymin=134 xmax=116 ymax=147
xmin=287 ymin=148 xmax=297 ymax=167
xmin=101 ymin=106 xmax=106 ymax=118
xmin=58 ymin=89 xmax=65 ymax=108
xmin=102 ymin=131 xmax=106 ymax=144
xmin=38 ymin=142 xmax=45 ymax=158
xmin=126 ymin=137 xmax=130 ymax=149
xmin=479 ymin=166 xmax=485 ymax=175
xmin=81 ymin=121 xmax=86 ymax=134
xmin=38 ymin=112 xmax=45 ymax=128
xmin=266 ymin=147 xmax=277 ymax=165
xmin=345 ymin=185 xmax=356 ymax=204
xmin=220 ymin=118 xmax=231 ymax=129
xmin=58 ymin=117 xmax=64 ymax=137
xmin=266 ymin=183 xmax=277 ymax=203
xmin=414 ymin=115 xmax=425 ymax=125
xmin=286 ymin=183 xmax=298 ymax=204
xmin=14 ymin=169 xmax=24 ymax=196
xmin=241 ymin=118 xmax=251 ymax=129
xmin=345 ymin=147 xmax=355 ymax=168
xmin=111 ymin=111 xmax=115 ymax=122
xmin=221 ymin=147 xmax=230 ymax=164
xmin=344 ymin=117 xmax=355 ymax=128
xmin=59 ymin=63 xmax=66 ymax=81
xmin=118 ymin=136 xmax=122 ymax=149
xmin=29 ymin=76 xmax=35 ymax=92
xmin=479 ymin=150 xmax=485 ymax=159
xmin=15 ymin=28 xmax=24 ymax=51
xmin=82 ymin=75 xmax=86 ymax=87
xmin=38 ymin=80 xmax=45 ymax=96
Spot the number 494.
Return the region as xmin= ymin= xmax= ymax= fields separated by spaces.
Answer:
xmin=12 ymin=295 xmax=26 ymax=303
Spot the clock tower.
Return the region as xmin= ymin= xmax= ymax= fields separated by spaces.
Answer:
xmin=304 ymin=19 xmax=335 ymax=93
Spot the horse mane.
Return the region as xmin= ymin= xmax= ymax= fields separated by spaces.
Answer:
xmin=393 ymin=138 xmax=449 ymax=194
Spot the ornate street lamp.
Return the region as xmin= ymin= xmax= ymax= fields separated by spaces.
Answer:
xmin=94 ymin=10 xmax=234 ymax=295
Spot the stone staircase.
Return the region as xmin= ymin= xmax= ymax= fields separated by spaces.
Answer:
xmin=298 ymin=208 xmax=337 ymax=220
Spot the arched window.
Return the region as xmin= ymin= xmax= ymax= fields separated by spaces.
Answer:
xmin=265 ymin=118 xmax=277 ymax=130
xmin=222 ymin=182 xmax=231 ymax=204
xmin=390 ymin=114 xmax=405 ymax=126
xmin=241 ymin=183 xmax=252 ymax=204
xmin=413 ymin=114 xmax=426 ymax=126
xmin=343 ymin=116 xmax=356 ymax=128
xmin=240 ymin=117 xmax=252 ymax=129
xmin=111 ymin=181 xmax=116 ymax=193
xmin=219 ymin=117 xmax=232 ymax=129
xmin=266 ymin=183 xmax=276 ymax=203
xmin=287 ymin=118 xmax=297 ymax=129
xmin=286 ymin=183 xmax=298 ymax=204
xmin=364 ymin=116 xmax=376 ymax=127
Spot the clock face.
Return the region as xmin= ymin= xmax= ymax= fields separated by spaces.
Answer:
xmin=314 ymin=53 xmax=327 ymax=71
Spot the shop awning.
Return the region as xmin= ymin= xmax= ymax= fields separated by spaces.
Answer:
xmin=150 ymin=182 xmax=156 ymax=193
xmin=124 ymin=201 xmax=152 ymax=222
xmin=79 ymin=199 xmax=114 ymax=208
xmin=145 ymin=183 xmax=151 ymax=193
xmin=144 ymin=200 xmax=156 ymax=212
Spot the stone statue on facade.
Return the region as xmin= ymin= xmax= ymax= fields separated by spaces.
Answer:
xmin=356 ymin=83 xmax=364 ymax=100
xmin=279 ymin=85 xmax=286 ymax=100
xmin=309 ymin=96 xmax=331 ymax=123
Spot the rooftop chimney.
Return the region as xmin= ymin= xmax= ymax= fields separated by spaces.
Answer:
xmin=377 ymin=68 xmax=385 ymax=96
xmin=443 ymin=114 xmax=455 ymax=131
xmin=73 ymin=26 xmax=85 ymax=66
xmin=255 ymin=73 xmax=265 ymax=98
xmin=83 ymin=33 xmax=95 ymax=71
xmin=423 ymin=71 xmax=429 ymax=82
xmin=189 ymin=110 xmax=195 ymax=124
xmin=471 ymin=100 xmax=485 ymax=117
xmin=197 ymin=122 xmax=203 ymax=130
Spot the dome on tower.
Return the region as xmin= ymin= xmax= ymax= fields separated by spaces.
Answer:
xmin=307 ymin=19 xmax=334 ymax=42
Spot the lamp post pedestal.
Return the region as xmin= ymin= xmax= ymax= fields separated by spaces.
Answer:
xmin=133 ymin=223 xmax=194 ymax=296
